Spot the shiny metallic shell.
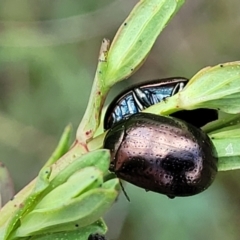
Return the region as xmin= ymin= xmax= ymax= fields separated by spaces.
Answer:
xmin=104 ymin=113 xmax=218 ymax=198
xmin=104 ymin=77 xmax=188 ymax=129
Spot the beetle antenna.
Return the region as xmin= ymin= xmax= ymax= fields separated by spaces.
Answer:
xmin=119 ymin=180 xmax=130 ymax=202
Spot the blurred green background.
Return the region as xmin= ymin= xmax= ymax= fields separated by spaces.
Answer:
xmin=0 ymin=0 xmax=240 ymax=239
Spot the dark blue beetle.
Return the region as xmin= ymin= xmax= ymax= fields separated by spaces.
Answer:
xmin=104 ymin=77 xmax=218 ymax=129
xmin=104 ymin=77 xmax=188 ymax=129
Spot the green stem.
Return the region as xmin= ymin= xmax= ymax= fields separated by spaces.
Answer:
xmin=76 ymin=39 xmax=110 ymax=143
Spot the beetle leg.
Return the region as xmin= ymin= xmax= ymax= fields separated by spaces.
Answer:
xmin=172 ymin=82 xmax=185 ymax=95
xmin=133 ymin=88 xmax=152 ymax=108
xmin=132 ymin=89 xmax=145 ymax=111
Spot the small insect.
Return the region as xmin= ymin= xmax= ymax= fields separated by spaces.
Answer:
xmin=104 ymin=112 xmax=218 ymax=198
xmin=104 ymin=77 xmax=218 ymax=129
xmin=104 ymin=77 xmax=188 ymax=129
xmin=88 ymin=233 xmax=106 ymax=240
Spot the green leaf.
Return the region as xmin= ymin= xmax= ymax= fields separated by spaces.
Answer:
xmin=0 ymin=166 xmax=52 ymax=240
xmin=28 ymin=219 xmax=107 ymax=240
xmin=35 ymin=167 xmax=104 ymax=211
xmin=203 ymin=113 xmax=240 ymax=133
xmin=217 ymin=157 xmax=240 ymax=172
xmin=76 ymin=39 xmax=110 ymax=142
xmin=210 ymin=125 xmax=240 ymax=171
xmin=101 ymin=178 xmax=120 ymax=191
xmin=44 ymin=124 xmax=72 ymax=167
xmin=46 ymin=149 xmax=111 ymax=193
xmin=10 ymin=150 xmax=118 ymax=238
xmin=1 ymin=150 xmax=112 ymax=240
xmin=33 ymin=167 xmax=52 ymax=194
xmin=144 ymin=62 xmax=240 ymax=116
xmin=13 ymin=188 xmax=118 ymax=237
xmin=178 ymin=62 xmax=240 ymax=113
xmin=104 ymin=0 xmax=185 ymax=85
xmin=210 ymin=125 xmax=240 ymax=138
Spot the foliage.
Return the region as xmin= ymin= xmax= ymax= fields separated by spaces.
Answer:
xmin=0 ymin=0 xmax=240 ymax=239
